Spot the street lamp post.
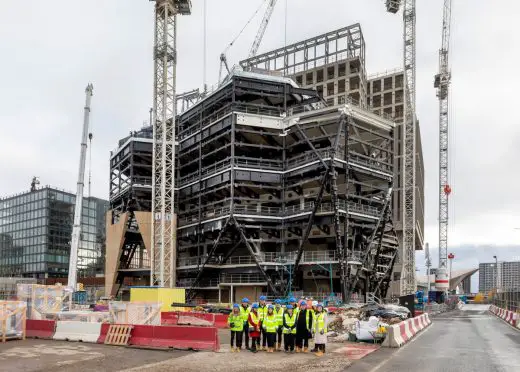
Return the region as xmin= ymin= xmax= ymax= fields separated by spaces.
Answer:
xmin=493 ymin=255 xmax=498 ymax=306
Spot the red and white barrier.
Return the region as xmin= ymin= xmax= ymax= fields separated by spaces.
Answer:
xmin=382 ymin=313 xmax=431 ymax=348
xmin=489 ymin=305 xmax=518 ymax=328
xmin=26 ymin=319 xmax=56 ymax=339
xmin=128 ymin=324 xmax=220 ymax=351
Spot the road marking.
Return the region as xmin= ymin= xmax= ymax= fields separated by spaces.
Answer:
xmin=369 ymin=323 xmax=435 ymax=372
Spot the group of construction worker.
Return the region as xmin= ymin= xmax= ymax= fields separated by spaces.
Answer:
xmin=227 ymin=296 xmax=328 ymax=356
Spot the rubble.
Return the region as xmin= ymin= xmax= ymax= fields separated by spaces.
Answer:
xmin=326 ymin=302 xmax=411 ymax=343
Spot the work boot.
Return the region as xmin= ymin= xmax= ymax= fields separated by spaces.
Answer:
xmin=315 ymin=350 xmax=324 ymax=357
xmin=295 ymin=347 xmax=301 ymax=353
xmin=237 ymin=348 xmax=241 ymax=353
xmin=231 ymin=347 xmax=236 ymax=352
xmin=303 ymin=347 xmax=309 ymax=353
xmin=277 ymin=342 xmax=282 ymax=351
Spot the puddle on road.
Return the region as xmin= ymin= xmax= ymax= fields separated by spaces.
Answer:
xmin=0 ymin=343 xmax=104 ymax=364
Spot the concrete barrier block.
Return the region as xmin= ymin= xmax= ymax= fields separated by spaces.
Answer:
xmin=53 ymin=321 xmax=102 ymax=343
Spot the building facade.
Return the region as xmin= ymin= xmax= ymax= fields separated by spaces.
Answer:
xmin=479 ymin=261 xmax=520 ymax=293
xmin=0 ymin=187 xmax=108 ymax=281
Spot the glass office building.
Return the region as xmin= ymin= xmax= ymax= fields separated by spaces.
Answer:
xmin=0 ymin=187 xmax=108 ymax=279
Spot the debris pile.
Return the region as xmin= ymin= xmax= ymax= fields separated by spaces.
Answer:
xmin=327 ymin=302 xmax=411 ymax=343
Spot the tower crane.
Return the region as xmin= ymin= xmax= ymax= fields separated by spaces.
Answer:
xmin=434 ymin=0 xmax=452 ymax=292
xmin=149 ymin=0 xmax=191 ymax=288
xmin=248 ymin=0 xmax=278 ymax=59
xmin=385 ymin=0 xmax=417 ymax=295
xmin=68 ymin=83 xmax=93 ymax=290
xmin=218 ymin=0 xmax=278 ymax=84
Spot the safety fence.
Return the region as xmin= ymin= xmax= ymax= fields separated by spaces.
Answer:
xmin=24 ymin=319 xmax=220 ymax=351
xmin=492 ymin=291 xmax=520 ymax=312
xmin=382 ymin=313 xmax=431 ymax=348
xmin=489 ymin=304 xmax=519 ymax=329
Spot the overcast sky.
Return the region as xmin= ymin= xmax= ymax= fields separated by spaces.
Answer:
xmin=1 ymin=1 xmax=519 ymax=279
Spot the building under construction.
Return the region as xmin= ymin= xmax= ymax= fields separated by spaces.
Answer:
xmin=105 ymin=24 xmax=424 ymax=302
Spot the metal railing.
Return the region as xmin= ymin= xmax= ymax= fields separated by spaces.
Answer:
xmin=220 ymin=273 xmax=267 ymax=284
xmin=177 ymin=277 xmax=220 ymax=288
xmin=178 ymin=199 xmax=381 ymax=227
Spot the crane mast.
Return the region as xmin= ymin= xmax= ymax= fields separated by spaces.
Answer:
xmin=68 ymin=83 xmax=93 ymax=290
xmin=248 ymin=0 xmax=278 ymax=59
xmin=386 ymin=0 xmax=417 ymax=295
xmin=150 ymin=0 xmax=191 ymax=287
xmin=435 ymin=0 xmax=452 ymax=292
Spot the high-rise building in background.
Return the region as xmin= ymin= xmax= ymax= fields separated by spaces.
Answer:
xmin=479 ymin=261 xmax=520 ymax=293
xmin=0 ymin=186 xmax=108 ymax=283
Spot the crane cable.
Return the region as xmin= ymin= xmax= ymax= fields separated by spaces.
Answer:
xmin=223 ymin=0 xmax=267 ymax=55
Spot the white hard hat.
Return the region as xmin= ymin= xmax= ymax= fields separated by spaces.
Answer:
xmin=312 ymin=300 xmax=318 ymax=306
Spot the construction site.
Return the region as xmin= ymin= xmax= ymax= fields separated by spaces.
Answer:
xmin=5 ymin=1 xmax=519 ymax=371
xmin=106 ymin=11 xmax=424 ymax=306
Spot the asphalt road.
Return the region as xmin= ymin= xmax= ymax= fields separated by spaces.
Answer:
xmin=350 ymin=304 xmax=520 ymax=372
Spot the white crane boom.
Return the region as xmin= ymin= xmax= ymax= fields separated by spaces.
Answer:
xmin=248 ymin=0 xmax=278 ymax=59
xmin=435 ymin=0 xmax=452 ymax=292
xmin=68 ymin=83 xmax=93 ymax=290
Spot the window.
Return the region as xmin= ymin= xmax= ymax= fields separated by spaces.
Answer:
xmin=338 ymin=79 xmax=346 ymax=94
xmin=327 ymin=66 xmax=335 ymax=80
xmin=316 ymin=69 xmax=324 ymax=83
xmin=306 ymin=72 xmax=313 ymax=85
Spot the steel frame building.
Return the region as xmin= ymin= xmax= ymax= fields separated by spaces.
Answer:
xmin=177 ymin=70 xmax=399 ymax=302
xmin=240 ymin=24 xmax=424 ymax=297
xmin=105 ymin=128 xmax=153 ymax=296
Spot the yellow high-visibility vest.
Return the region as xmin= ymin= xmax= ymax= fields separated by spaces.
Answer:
xmin=314 ymin=312 xmax=327 ymax=333
xmin=263 ymin=314 xmax=278 ymax=333
xmin=228 ymin=314 xmax=244 ymax=332
xmin=274 ymin=307 xmax=284 ymax=326
xmin=283 ymin=312 xmax=297 ymax=334
xmin=239 ymin=305 xmax=250 ymax=322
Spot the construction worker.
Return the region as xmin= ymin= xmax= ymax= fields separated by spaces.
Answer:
xmin=282 ymin=304 xmax=297 ymax=352
xmin=239 ymin=297 xmax=251 ymax=350
xmin=257 ymin=295 xmax=268 ymax=350
xmin=273 ymin=299 xmax=284 ymax=351
xmin=228 ymin=304 xmax=244 ymax=352
xmin=295 ymin=300 xmax=313 ymax=353
xmin=248 ymin=303 xmax=261 ymax=353
xmin=288 ymin=297 xmax=299 ymax=314
xmin=313 ymin=303 xmax=328 ymax=357
xmin=310 ymin=300 xmax=318 ymax=352
xmin=262 ymin=305 xmax=278 ymax=353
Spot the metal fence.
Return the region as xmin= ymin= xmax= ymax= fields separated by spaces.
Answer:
xmin=493 ymin=291 xmax=520 ymax=312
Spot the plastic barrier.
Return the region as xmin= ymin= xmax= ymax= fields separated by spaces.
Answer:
xmin=382 ymin=314 xmax=431 ymax=348
xmin=97 ymin=323 xmax=111 ymax=344
xmin=26 ymin=319 xmax=56 ymax=339
xmin=214 ymin=314 xmax=228 ymax=329
xmin=490 ymin=305 xmax=517 ymax=328
xmin=129 ymin=324 xmax=219 ymax=351
xmin=161 ymin=311 xmax=216 ymax=326
xmin=161 ymin=312 xmax=179 ymax=325
xmin=53 ymin=321 xmax=102 ymax=343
